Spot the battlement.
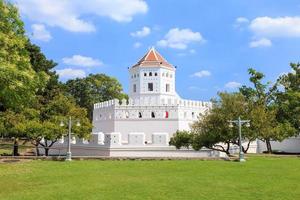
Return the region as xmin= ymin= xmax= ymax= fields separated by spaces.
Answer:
xmin=94 ymin=98 xmax=212 ymax=109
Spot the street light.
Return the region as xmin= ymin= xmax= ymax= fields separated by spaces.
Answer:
xmin=60 ymin=116 xmax=80 ymax=161
xmin=228 ymin=116 xmax=250 ymax=162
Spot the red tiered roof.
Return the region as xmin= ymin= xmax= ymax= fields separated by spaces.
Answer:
xmin=131 ymin=47 xmax=174 ymax=69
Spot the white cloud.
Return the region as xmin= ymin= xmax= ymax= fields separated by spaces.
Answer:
xmin=236 ymin=17 xmax=249 ymax=24
xmin=250 ymin=16 xmax=300 ymax=38
xmin=62 ymin=55 xmax=103 ymax=67
xmin=15 ymin=0 xmax=148 ymax=32
xmin=56 ymin=68 xmax=86 ymax=80
xmin=225 ymin=81 xmax=242 ymax=89
xmin=131 ymin=26 xmax=151 ymax=37
xmin=133 ymin=42 xmax=142 ymax=48
xmin=31 ymin=24 xmax=52 ymax=42
xmin=157 ymin=28 xmax=205 ymax=49
xmin=191 ymin=70 xmax=211 ymax=78
xmin=249 ymin=38 xmax=272 ymax=48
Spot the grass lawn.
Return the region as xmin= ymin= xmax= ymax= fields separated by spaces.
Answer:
xmin=0 ymin=156 xmax=299 ymax=200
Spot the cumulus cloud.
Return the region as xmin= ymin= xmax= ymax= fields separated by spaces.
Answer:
xmin=62 ymin=55 xmax=103 ymax=67
xmin=131 ymin=26 xmax=151 ymax=37
xmin=157 ymin=28 xmax=205 ymax=49
xmin=133 ymin=42 xmax=142 ymax=48
xmin=250 ymin=16 xmax=300 ymax=38
xmin=225 ymin=81 xmax=242 ymax=89
xmin=31 ymin=24 xmax=52 ymax=42
xmin=191 ymin=70 xmax=211 ymax=78
xmin=56 ymin=68 xmax=86 ymax=80
xmin=15 ymin=0 xmax=148 ymax=32
xmin=249 ymin=38 xmax=272 ymax=48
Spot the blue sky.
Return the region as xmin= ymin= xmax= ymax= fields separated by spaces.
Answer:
xmin=14 ymin=0 xmax=300 ymax=101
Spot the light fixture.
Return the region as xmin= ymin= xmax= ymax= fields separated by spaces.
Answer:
xmin=246 ymin=122 xmax=251 ymax=127
xmin=76 ymin=121 xmax=81 ymax=127
xmin=229 ymin=122 xmax=234 ymax=128
xmin=60 ymin=121 xmax=64 ymax=127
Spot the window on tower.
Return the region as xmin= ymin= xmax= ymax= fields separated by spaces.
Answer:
xmin=155 ymin=72 xmax=158 ymax=76
xmin=151 ymin=112 xmax=155 ymax=118
xmin=166 ymin=84 xmax=170 ymax=92
xmin=165 ymin=111 xmax=169 ymax=118
xmin=149 ymin=72 xmax=152 ymax=76
xmin=133 ymin=84 xmax=136 ymax=93
xmin=144 ymin=73 xmax=147 ymax=76
xmin=148 ymin=83 xmax=153 ymax=91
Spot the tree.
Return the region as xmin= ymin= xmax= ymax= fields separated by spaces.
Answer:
xmin=25 ymin=40 xmax=63 ymax=103
xmin=35 ymin=94 xmax=92 ymax=156
xmin=66 ymin=74 xmax=128 ymax=120
xmin=169 ymin=130 xmax=192 ymax=149
xmin=276 ymin=63 xmax=300 ymax=133
xmin=192 ymin=92 xmax=255 ymax=155
xmin=0 ymin=109 xmax=36 ymax=155
xmin=0 ymin=0 xmax=48 ymax=111
xmin=169 ymin=92 xmax=254 ymax=156
xmin=240 ymin=68 xmax=296 ymax=153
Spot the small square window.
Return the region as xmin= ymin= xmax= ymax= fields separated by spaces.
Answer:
xmin=166 ymin=84 xmax=170 ymax=92
xmin=148 ymin=83 xmax=153 ymax=91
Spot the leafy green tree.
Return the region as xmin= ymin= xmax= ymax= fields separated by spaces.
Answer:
xmin=35 ymin=94 xmax=92 ymax=156
xmin=170 ymin=92 xmax=254 ymax=156
xmin=0 ymin=109 xmax=35 ymax=155
xmin=276 ymin=63 xmax=300 ymax=133
xmin=240 ymin=68 xmax=296 ymax=153
xmin=0 ymin=0 xmax=48 ymax=111
xmin=66 ymin=74 xmax=128 ymax=120
xmin=25 ymin=40 xmax=64 ymax=103
xmin=191 ymin=92 xmax=253 ymax=155
xmin=169 ymin=130 xmax=192 ymax=149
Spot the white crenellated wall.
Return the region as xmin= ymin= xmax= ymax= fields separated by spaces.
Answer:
xmin=92 ymin=97 xmax=211 ymax=148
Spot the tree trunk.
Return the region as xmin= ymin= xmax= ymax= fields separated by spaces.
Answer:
xmin=13 ymin=139 xmax=19 ymax=156
xmin=265 ymin=139 xmax=272 ymax=153
xmin=35 ymin=145 xmax=40 ymax=156
xmin=45 ymin=147 xmax=49 ymax=156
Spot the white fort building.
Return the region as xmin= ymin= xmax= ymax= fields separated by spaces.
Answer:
xmin=49 ymin=48 xmax=299 ymax=157
xmin=92 ymin=47 xmax=211 ymax=145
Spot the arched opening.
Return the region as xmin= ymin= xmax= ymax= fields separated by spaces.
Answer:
xmin=165 ymin=111 xmax=169 ymax=118
xmin=151 ymin=112 xmax=155 ymax=118
xmin=144 ymin=73 xmax=147 ymax=76
xmin=155 ymin=72 xmax=158 ymax=76
xmin=149 ymin=72 xmax=152 ymax=76
xmin=138 ymin=112 xmax=142 ymax=118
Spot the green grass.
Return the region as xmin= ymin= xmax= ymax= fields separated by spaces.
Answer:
xmin=0 ymin=157 xmax=299 ymax=200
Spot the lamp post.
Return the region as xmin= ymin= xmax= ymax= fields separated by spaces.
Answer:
xmin=60 ymin=116 xmax=80 ymax=161
xmin=228 ymin=116 xmax=250 ymax=162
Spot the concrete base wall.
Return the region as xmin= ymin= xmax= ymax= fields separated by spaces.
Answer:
xmin=257 ymin=136 xmax=300 ymax=153
xmin=42 ymin=145 xmax=227 ymax=158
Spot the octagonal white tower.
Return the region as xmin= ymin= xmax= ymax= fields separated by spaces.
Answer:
xmin=129 ymin=47 xmax=180 ymax=104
